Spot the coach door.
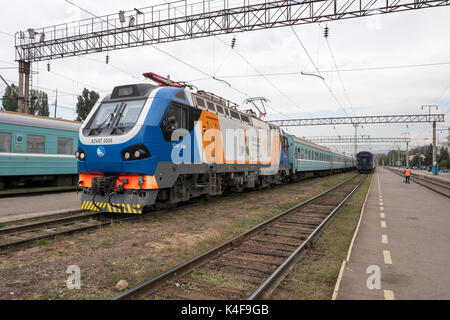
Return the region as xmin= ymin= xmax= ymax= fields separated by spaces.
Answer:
xmin=202 ymin=116 xmax=219 ymax=163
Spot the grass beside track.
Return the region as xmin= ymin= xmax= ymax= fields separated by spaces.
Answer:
xmin=271 ymin=173 xmax=373 ymax=300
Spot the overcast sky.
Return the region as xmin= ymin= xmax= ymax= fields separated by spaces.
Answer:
xmin=0 ymin=0 xmax=449 ymax=154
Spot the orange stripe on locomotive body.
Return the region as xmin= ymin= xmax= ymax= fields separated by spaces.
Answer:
xmin=78 ymin=173 xmax=158 ymax=190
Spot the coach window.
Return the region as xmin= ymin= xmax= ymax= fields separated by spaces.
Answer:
xmin=0 ymin=132 xmax=12 ymax=152
xmin=57 ymin=137 xmax=73 ymax=155
xmin=301 ymin=148 xmax=304 ymax=159
xmin=27 ymin=135 xmax=45 ymax=153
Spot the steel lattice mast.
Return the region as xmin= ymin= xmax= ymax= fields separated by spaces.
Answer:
xmin=14 ymin=0 xmax=450 ymax=62
xmin=267 ymin=114 xmax=445 ymax=126
xmin=302 ymin=136 xmax=411 ymax=143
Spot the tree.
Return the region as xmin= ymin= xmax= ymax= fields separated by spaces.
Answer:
xmin=440 ymin=159 xmax=450 ymax=170
xmin=423 ymin=144 xmax=433 ymax=166
xmin=76 ymin=88 xmax=99 ymax=121
xmin=2 ymin=83 xmax=49 ymax=116
xmin=29 ymin=90 xmax=49 ymax=116
xmin=2 ymin=83 xmax=19 ymax=111
xmin=438 ymin=147 xmax=449 ymax=162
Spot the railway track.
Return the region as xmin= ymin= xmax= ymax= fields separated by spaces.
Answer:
xmin=0 ymin=196 xmax=219 ymax=253
xmin=387 ymin=168 xmax=450 ymax=198
xmin=0 ymin=210 xmax=133 ymax=252
xmin=113 ymin=173 xmax=366 ymax=300
xmin=0 ymin=185 xmax=76 ymax=197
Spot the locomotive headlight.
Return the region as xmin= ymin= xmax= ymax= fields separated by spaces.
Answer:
xmin=122 ymin=145 xmax=150 ymax=161
xmin=75 ymin=148 xmax=86 ymax=161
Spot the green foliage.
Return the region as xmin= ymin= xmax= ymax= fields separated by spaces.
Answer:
xmin=423 ymin=144 xmax=433 ymax=166
xmin=76 ymin=88 xmax=100 ymax=121
xmin=438 ymin=147 xmax=449 ymax=162
xmin=30 ymin=90 xmax=49 ymax=116
xmin=439 ymin=159 xmax=450 ymax=170
xmin=1 ymin=83 xmax=49 ymax=116
xmin=2 ymin=83 xmax=19 ymax=111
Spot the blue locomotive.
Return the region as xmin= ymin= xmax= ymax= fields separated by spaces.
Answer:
xmin=0 ymin=110 xmax=80 ymax=189
xmin=356 ymin=151 xmax=374 ymax=173
xmin=77 ymin=73 xmax=355 ymax=214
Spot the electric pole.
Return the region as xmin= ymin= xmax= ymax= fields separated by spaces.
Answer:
xmin=54 ymin=89 xmax=58 ymax=118
xmin=353 ymin=124 xmax=358 ymax=157
xmin=17 ymin=61 xmax=31 ymax=113
xmin=422 ymin=105 xmax=439 ymax=174
xmin=402 ymin=133 xmax=410 ymax=167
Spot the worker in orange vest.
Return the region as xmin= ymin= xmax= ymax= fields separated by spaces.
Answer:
xmin=404 ymin=167 xmax=411 ymax=184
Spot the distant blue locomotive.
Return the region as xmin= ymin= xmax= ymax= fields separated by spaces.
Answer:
xmin=0 ymin=110 xmax=80 ymax=189
xmin=356 ymin=151 xmax=374 ymax=173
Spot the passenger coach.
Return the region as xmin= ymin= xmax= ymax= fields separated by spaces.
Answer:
xmin=0 ymin=110 xmax=80 ymax=189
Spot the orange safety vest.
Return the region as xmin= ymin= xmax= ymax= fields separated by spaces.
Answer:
xmin=405 ymin=169 xmax=411 ymax=176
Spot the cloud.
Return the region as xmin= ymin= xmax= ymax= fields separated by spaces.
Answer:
xmin=0 ymin=1 xmax=449 ymax=147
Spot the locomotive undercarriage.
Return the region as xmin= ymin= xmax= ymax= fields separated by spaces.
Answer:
xmin=155 ymin=168 xmax=289 ymax=207
xmin=80 ymin=162 xmax=290 ymax=213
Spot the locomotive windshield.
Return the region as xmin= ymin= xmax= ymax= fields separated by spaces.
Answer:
xmin=87 ymin=99 xmax=146 ymax=133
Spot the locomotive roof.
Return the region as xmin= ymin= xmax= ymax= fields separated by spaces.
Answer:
xmin=0 ymin=110 xmax=81 ymax=132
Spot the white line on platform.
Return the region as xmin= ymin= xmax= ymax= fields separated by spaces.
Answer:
xmin=379 ymin=202 xmax=384 ymax=206
xmin=384 ymin=290 xmax=395 ymax=300
xmin=380 ymin=213 xmax=385 ymax=218
xmin=382 ymin=234 xmax=388 ymax=244
xmin=381 ymin=221 xmax=386 ymax=228
xmin=380 ymin=206 xmax=384 ymax=211
xmin=383 ymin=250 xmax=393 ymax=264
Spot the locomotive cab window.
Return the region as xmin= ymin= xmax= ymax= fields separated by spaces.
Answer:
xmin=87 ymin=99 xmax=146 ymax=134
xmin=0 ymin=132 xmax=12 ymax=152
xmin=175 ymin=91 xmax=186 ymax=100
xmin=161 ymin=102 xmax=190 ymax=141
xmin=27 ymin=135 xmax=45 ymax=153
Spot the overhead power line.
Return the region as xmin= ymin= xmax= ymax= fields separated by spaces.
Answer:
xmin=290 ymin=26 xmax=348 ymax=115
xmin=319 ymin=23 xmax=354 ymax=115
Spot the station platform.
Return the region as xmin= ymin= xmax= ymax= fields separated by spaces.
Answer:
xmin=0 ymin=192 xmax=81 ymax=223
xmin=390 ymin=167 xmax=450 ymax=184
xmin=334 ymin=167 xmax=450 ymax=300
